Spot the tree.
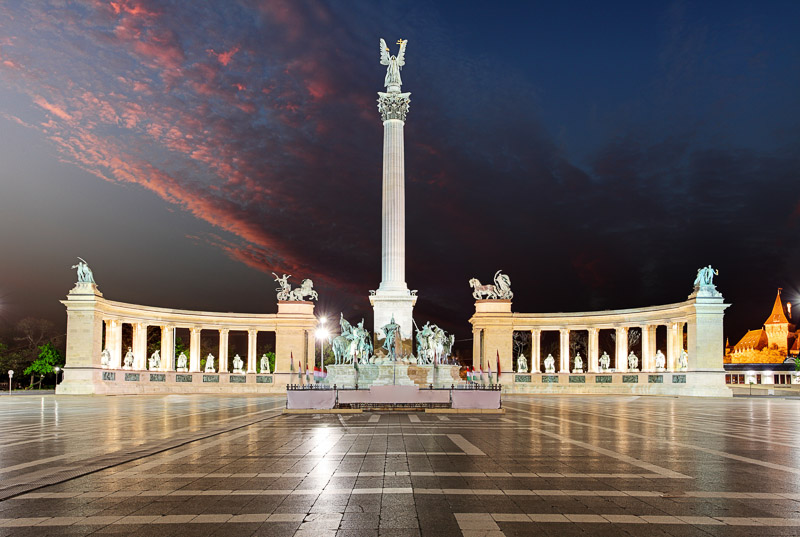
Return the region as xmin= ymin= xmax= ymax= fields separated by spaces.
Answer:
xmin=14 ymin=318 xmax=59 ymax=387
xmin=23 ymin=342 xmax=64 ymax=389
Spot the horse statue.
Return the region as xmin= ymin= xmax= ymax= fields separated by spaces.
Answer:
xmin=290 ymin=279 xmax=319 ymax=301
xmin=469 ymin=270 xmax=513 ymax=300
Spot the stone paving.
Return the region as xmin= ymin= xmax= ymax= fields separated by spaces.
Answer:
xmin=1 ymin=394 xmax=799 ymax=536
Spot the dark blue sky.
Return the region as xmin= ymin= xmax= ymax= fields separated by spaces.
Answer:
xmin=0 ymin=0 xmax=798 ymax=343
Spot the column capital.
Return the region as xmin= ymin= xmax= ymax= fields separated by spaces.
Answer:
xmin=161 ymin=323 xmax=174 ymax=330
xmin=248 ymin=328 xmax=258 ymax=336
xmin=587 ymin=327 xmax=599 ymax=334
xmin=531 ymin=328 xmax=542 ymax=334
xmin=219 ymin=328 xmax=230 ymax=335
xmin=377 ymin=91 xmax=410 ymax=121
xmin=190 ymin=326 xmax=201 ymax=334
xmin=559 ymin=328 xmax=570 ymax=334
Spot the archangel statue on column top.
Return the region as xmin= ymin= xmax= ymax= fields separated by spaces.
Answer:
xmin=379 ymin=38 xmax=407 ymax=91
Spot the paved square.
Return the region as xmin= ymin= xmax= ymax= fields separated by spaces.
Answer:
xmin=1 ymin=394 xmax=800 ymax=536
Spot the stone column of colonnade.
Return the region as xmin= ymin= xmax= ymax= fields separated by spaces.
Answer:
xmin=160 ymin=325 xmax=175 ymax=371
xmin=588 ymin=328 xmax=599 ymax=373
xmin=247 ymin=330 xmax=257 ymax=373
xmin=615 ymin=327 xmax=629 ymax=372
xmin=558 ymin=329 xmax=570 ymax=373
xmin=189 ymin=327 xmax=201 ymax=372
xmin=218 ymin=329 xmax=229 ymax=373
xmin=641 ymin=325 xmax=652 ymax=371
xmin=106 ymin=319 xmax=123 ymax=369
xmin=530 ymin=329 xmax=541 ymax=373
xmin=132 ymin=322 xmax=147 ymax=370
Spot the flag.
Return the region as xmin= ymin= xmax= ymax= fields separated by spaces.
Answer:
xmin=496 ymin=350 xmax=501 ymax=381
xmin=479 ymin=366 xmax=485 ymax=385
xmin=467 ymin=366 xmax=473 ymax=383
xmin=488 ymin=360 xmax=493 ymax=384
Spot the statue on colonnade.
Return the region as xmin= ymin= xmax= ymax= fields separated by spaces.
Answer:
xmin=469 ymin=270 xmax=513 ymax=300
xmin=123 ymin=347 xmax=134 ymax=369
xmin=232 ymin=354 xmax=244 ymax=374
xmin=176 ymin=352 xmax=188 ymax=372
xmin=272 ymin=272 xmax=319 ymax=301
xmin=205 ymin=354 xmax=215 ymax=373
xmin=260 ymin=354 xmax=270 ymax=374
xmin=599 ymin=352 xmax=611 ymax=371
xmin=628 ymin=352 xmax=639 ymax=370
xmin=573 ymin=353 xmax=583 ymax=373
xmin=100 ymin=348 xmax=111 ymax=368
xmin=655 ymin=349 xmax=666 ymax=371
xmin=678 ymin=349 xmax=688 ymax=370
xmin=148 ymin=350 xmax=161 ymax=370
xmin=517 ymin=354 xmax=528 ymax=373
xmin=71 ymin=257 xmax=95 ymax=284
xmin=544 ymin=354 xmax=556 ymax=373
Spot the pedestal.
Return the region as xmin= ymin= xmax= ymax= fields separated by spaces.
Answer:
xmin=370 ymin=290 xmax=417 ymax=358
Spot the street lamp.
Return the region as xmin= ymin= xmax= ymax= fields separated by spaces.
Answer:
xmin=54 ymin=366 xmax=61 ymax=385
xmin=316 ymin=317 xmax=329 ymax=378
xmin=7 ymin=370 xmax=13 ymax=395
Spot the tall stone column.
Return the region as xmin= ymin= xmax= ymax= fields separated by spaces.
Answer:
xmin=218 ymin=329 xmax=229 ymax=373
xmin=666 ymin=322 xmax=679 ymax=371
xmin=559 ymin=329 xmax=570 ymax=373
xmin=161 ymin=325 xmax=174 ymax=371
xmin=641 ymin=325 xmax=652 ymax=371
xmin=369 ymin=78 xmax=416 ymax=355
xmin=109 ymin=319 xmax=123 ymax=369
xmin=189 ymin=327 xmax=201 ymax=372
xmin=616 ymin=327 xmax=629 ymax=372
xmin=530 ymin=329 xmax=541 ymax=373
xmin=588 ymin=328 xmax=599 ymax=373
xmin=247 ymin=329 xmax=258 ymax=374
xmin=132 ymin=322 xmax=147 ymax=370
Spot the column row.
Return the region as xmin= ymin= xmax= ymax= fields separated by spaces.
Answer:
xmin=100 ymin=322 xmax=282 ymax=374
xmin=522 ymin=323 xmax=688 ymax=373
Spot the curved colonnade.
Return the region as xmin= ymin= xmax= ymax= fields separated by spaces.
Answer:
xmin=57 ymin=282 xmax=316 ymax=394
xmin=470 ymin=287 xmax=730 ymax=395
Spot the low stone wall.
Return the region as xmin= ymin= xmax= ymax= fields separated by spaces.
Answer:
xmin=505 ymin=371 xmax=731 ymax=397
xmin=56 ymin=368 xmax=294 ymax=394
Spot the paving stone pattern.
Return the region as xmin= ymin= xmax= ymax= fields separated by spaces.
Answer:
xmin=1 ymin=394 xmax=799 ymax=536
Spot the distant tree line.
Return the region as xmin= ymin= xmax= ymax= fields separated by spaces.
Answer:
xmin=0 ymin=318 xmax=65 ymax=390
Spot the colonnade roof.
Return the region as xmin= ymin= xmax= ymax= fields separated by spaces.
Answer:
xmin=90 ymin=297 xmax=315 ymax=331
xmin=474 ymin=299 xmax=696 ymax=330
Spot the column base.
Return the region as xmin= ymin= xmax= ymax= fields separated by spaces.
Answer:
xmin=370 ymin=289 xmax=417 ymax=358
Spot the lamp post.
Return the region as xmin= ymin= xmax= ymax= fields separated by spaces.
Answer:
xmin=54 ymin=366 xmax=61 ymax=386
xmin=7 ymin=370 xmax=13 ymax=395
xmin=316 ymin=317 xmax=329 ymax=381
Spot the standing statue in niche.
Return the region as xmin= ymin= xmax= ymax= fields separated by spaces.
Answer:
xmin=379 ymin=38 xmax=407 ymax=90
xmin=381 ymin=315 xmax=400 ymax=362
xmin=599 ymin=351 xmax=611 ymax=371
xmin=71 ymin=257 xmax=96 ymax=284
xmin=205 ymin=353 xmax=215 ymax=373
xmin=148 ymin=350 xmax=161 ymax=370
xmin=517 ymin=354 xmax=528 ymax=373
xmin=469 ymin=270 xmax=513 ymax=300
xmin=573 ymin=353 xmax=584 ymax=373
xmin=176 ymin=352 xmax=188 ymax=372
xmin=654 ymin=349 xmax=666 ymax=371
xmin=232 ymin=354 xmax=244 ymax=374
xmin=678 ymin=349 xmax=688 ymax=370
xmin=100 ymin=348 xmax=111 ymax=368
xmin=123 ymin=347 xmax=134 ymax=370
xmin=260 ymin=354 xmax=270 ymax=374
xmin=628 ymin=352 xmax=639 ymax=371
xmin=544 ymin=354 xmax=556 ymax=374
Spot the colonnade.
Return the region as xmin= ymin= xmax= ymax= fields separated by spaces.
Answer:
xmin=508 ymin=322 xmax=687 ymax=373
xmin=101 ymin=321 xmax=270 ymax=374
xmin=58 ymin=281 xmax=318 ymax=394
xmin=470 ymin=291 xmax=729 ymax=379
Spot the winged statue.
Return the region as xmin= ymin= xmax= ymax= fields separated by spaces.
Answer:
xmin=379 ymin=38 xmax=407 ymax=90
